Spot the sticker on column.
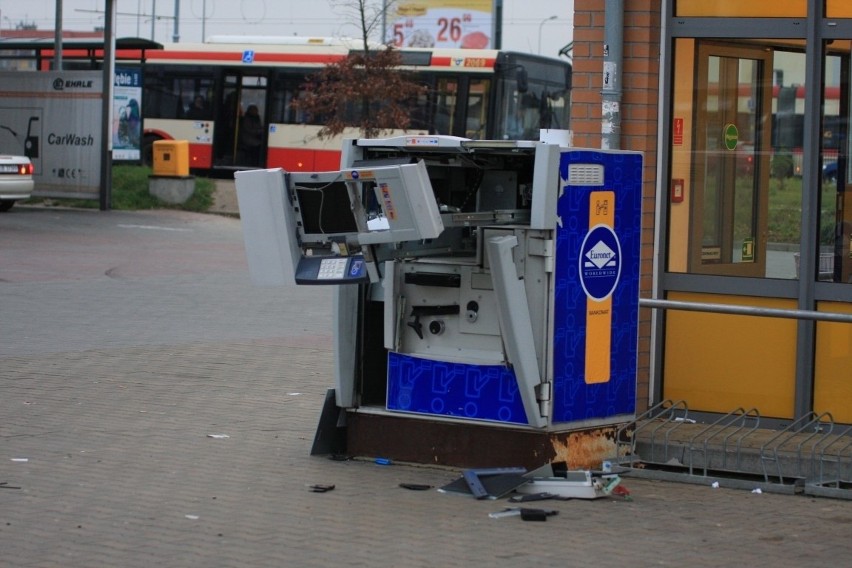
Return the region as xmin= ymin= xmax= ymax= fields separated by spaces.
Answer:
xmin=579 ymin=191 xmax=620 ymax=384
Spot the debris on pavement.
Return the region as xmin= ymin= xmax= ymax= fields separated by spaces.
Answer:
xmin=514 ymin=463 xmax=622 ymax=500
xmin=399 ymin=483 xmax=433 ymax=491
xmin=489 ymin=507 xmax=560 ymax=521
xmin=308 ymin=484 xmax=335 ymax=493
xmin=438 ymin=467 xmax=528 ymax=499
xmin=508 ymin=492 xmax=566 ymax=503
xmin=206 ymin=434 xmax=230 ymax=439
xmin=610 ymin=485 xmax=632 ymax=500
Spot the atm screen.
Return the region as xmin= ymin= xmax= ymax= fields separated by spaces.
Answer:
xmin=294 ymin=181 xmax=359 ymax=237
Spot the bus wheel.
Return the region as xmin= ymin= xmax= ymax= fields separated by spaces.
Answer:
xmin=142 ymin=135 xmax=160 ymax=168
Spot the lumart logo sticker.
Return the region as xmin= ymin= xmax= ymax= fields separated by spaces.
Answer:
xmin=579 ymin=224 xmax=621 ymax=301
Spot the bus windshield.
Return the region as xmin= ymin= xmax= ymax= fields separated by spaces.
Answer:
xmin=494 ymin=53 xmax=572 ymax=141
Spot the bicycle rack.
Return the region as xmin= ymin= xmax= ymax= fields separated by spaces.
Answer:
xmin=613 ymin=399 xmax=689 ymax=466
xmin=759 ymin=411 xmax=834 ymax=484
xmin=613 ymin=401 xmax=852 ymax=498
xmin=812 ymin=424 xmax=852 ymax=489
xmin=686 ymin=407 xmax=760 ymax=476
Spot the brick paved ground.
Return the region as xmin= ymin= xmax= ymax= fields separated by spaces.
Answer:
xmin=2 ymin=206 xmax=851 ymax=568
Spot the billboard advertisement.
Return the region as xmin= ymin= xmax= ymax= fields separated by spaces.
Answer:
xmin=0 ymin=71 xmax=102 ymax=198
xmin=113 ymin=66 xmax=142 ymax=162
xmin=385 ymin=0 xmax=495 ymax=49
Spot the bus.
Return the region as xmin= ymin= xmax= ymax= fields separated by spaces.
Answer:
xmin=140 ymin=36 xmax=572 ymax=173
xmin=0 ymin=35 xmax=571 ymax=174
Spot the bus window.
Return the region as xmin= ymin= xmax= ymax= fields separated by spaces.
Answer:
xmin=143 ymin=72 xmax=184 ymax=119
xmin=433 ymin=78 xmax=458 ymax=135
xmin=465 ymin=78 xmax=490 ymax=139
xmin=269 ymin=75 xmax=303 ymax=124
xmin=407 ymin=87 xmax=432 ymax=132
xmin=142 ymin=69 xmax=214 ymax=120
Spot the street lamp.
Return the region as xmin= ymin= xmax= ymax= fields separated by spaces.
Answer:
xmin=538 ymin=15 xmax=558 ymax=55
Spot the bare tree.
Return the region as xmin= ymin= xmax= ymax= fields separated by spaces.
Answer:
xmin=327 ymin=0 xmax=388 ymax=53
xmin=293 ymin=0 xmax=427 ymax=140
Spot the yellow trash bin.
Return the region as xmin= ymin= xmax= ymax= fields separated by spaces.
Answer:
xmin=152 ymin=140 xmax=190 ymax=176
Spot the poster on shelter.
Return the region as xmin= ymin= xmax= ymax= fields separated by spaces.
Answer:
xmin=0 ymin=71 xmax=102 ymax=198
xmin=113 ymin=66 xmax=142 ymax=161
xmin=385 ymin=0 xmax=494 ymax=49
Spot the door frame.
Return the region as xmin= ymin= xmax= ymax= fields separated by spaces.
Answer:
xmin=689 ymin=41 xmax=773 ymax=277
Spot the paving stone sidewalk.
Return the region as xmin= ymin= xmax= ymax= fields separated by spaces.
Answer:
xmin=1 ymin=207 xmax=851 ymax=568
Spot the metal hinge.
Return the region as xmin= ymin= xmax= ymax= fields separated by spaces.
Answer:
xmin=528 ymin=238 xmax=554 ymax=273
xmin=536 ymin=382 xmax=552 ymax=418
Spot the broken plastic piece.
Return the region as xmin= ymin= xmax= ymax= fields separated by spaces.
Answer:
xmin=489 ymin=508 xmax=523 ymax=519
xmin=518 ymin=465 xmax=621 ymax=499
xmin=509 ymin=492 xmax=556 ymax=503
xmin=521 ymin=508 xmax=558 ymax=522
xmin=399 ymin=483 xmax=433 ymax=491
xmin=207 ymin=434 xmax=230 ymax=439
xmin=309 ymin=484 xmax=335 ymax=493
xmin=489 ymin=507 xmax=559 ymax=521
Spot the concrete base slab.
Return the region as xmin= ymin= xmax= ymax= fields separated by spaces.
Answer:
xmin=149 ymin=175 xmax=196 ymax=204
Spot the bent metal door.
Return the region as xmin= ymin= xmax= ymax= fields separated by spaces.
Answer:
xmin=690 ymin=43 xmax=772 ymax=276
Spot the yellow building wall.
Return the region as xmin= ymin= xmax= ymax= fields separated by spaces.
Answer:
xmin=663 ymin=292 xmax=798 ymax=418
xmin=676 ymin=1 xmax=805 ymax=17
xmin=827 ymin=1 xmax=852 ymax=18
xmin=814 ymin=302 xmax=852 ymax=423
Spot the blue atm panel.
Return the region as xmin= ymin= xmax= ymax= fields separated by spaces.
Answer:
xmin=386 ymin=352 xmax=529 ymax=425
xmin=551 ymin=150 xmax=643 ymax=423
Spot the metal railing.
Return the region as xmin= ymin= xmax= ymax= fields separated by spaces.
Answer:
xmin=640 ymin=298 xmax=852 ymax=324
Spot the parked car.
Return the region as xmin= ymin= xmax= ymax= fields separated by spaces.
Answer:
xmin=823 ymin=160 xmax=838 ymax=183
xmin=0 ymin=155 xmax=34 ymax=212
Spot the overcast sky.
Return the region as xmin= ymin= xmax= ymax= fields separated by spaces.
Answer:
xmin=0 ymin=1 xmax=573 ymax=58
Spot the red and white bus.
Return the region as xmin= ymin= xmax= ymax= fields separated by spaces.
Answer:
xmin=140 ymin=36 xmax=572 ymax=173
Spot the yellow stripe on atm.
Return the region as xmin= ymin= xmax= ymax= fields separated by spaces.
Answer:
xmin=586 ymin=191 xmax=615 ymax=384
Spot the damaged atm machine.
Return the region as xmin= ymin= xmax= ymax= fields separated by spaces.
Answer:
xmin=235 ymin=135 xmax=642 ymax=469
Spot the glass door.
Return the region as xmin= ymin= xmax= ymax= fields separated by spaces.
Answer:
xmin=690 ymin=43 xmax=772 ymax=276
xmin=214 ymin=72 xmax=268 ymax=168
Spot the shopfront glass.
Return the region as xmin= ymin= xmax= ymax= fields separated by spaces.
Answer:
xmin=822 ymin=43 xmax=852 ymax=284
xmin=663 ymin=0 xmax=852 ymax=423
xmin=668 ymin=39 xmax=809 ymax=279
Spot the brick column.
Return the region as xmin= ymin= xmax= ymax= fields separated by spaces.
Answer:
xmin=571 ymin=0 xmax=662 ymax=411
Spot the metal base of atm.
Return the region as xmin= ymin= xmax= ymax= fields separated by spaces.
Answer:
xmin=344 ymin=411 xmax=626 ymax=470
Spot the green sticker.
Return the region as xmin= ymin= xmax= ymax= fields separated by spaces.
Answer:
xmin=723 ymin=123 xmax=738 ymax=151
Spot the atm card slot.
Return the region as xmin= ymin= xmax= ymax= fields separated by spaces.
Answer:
xmin=404 ymin=272 xmax=461 ymax=288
